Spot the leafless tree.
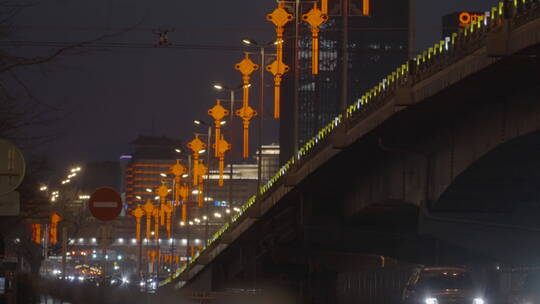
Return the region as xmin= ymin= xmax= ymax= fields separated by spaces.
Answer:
xmin=0 ymin=1 xmax=141 ymax=276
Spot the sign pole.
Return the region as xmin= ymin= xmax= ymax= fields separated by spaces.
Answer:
xmin=138 ymin=231 xmax=142 ymax=283
xmin=61 ymin=227 xmax=67 ymax=280
xmin=101 ymin=225 xmax=107 ymax=281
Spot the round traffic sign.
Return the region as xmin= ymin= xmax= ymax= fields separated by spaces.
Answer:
xmin=88 ymin=187 xmax=123 ymax=221
xmin=0 ymin=139 xmax=25 ymax=195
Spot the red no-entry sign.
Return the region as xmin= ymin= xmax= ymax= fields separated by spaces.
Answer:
xmin=88 ymin=187 xmax=123 ymax=221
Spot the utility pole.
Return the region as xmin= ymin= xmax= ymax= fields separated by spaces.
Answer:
xmin=228 ymin=89 xmax=235 ymax=219
xmin=61 ymin=227 xmax=67 ymax=280
xmin=138 ymin=233 xmax=142 ymax=282
xmin=257 ymin=46 xmax=265 ymax=192
xmin=293 ymin=0 xmax=301 ymax=155
xmin=204 ymin=126 xmax=212 ymax=244
xmin=341 ymin=0 xmax=349 ymax=111
xmin=408 ymin=0 xmax=416 ymax=60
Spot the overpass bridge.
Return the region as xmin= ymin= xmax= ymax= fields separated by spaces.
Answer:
xmin=160 ymin=0 xmax=540 ymax=300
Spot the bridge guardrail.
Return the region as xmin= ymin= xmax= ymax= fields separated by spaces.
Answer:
xmin=160 ymin=0 xmax=540 ymax=288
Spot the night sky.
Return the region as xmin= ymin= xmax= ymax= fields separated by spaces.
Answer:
xmin=11 ymin=0 xmax=496 ymax=168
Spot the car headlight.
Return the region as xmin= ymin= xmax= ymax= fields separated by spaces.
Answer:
xmin=473 ymin=298 xmax=485 ymax=304
xmin=425 ymin=298 xmax=438 ymax=304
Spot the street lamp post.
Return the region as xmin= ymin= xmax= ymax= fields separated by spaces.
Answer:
xmin=213 ymin=83 xmax=243 ymax=216
xmin=194 ymin=120 xmax=212 ymax=244
xmin=242 ymin=38 xmax=276 ymax=192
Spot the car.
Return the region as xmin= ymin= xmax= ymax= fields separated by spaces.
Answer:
xmin=402 ymin=266 xmax=485 ymax=304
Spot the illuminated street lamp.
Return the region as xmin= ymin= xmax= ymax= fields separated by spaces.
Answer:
xmin=194 ymin=119 xmax=213 ymax=244
xmin=212 ymin=82 xmax=244 ymax=214
xmin=241 ymin=38 xmax=277 ymax=193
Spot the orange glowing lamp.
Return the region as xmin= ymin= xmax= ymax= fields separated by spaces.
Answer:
xmin=131 ymin=205 xmax=144 ymax=243
xmin=191 ymin=159 xmax=205 ymax=208
xmin=322 ymin=0 xmax=328 ymax=14
xmin=179 ymin=184 xmax=190 ymax=223
xmin=156 ymin=184 xmax=170 ymax=228
xmin=156 ymin=184 xmax=169 ymax=204
xmin=187 ymin=135 xmax=206 ymax=185
xmin=169 ymin=159 xmax=187 ymax=179
xmin=162 ymin=202 xmax=173 ymax=239
xmin=169 ymin=159 xmax=187 ymax=202
xmin=213 ymin=135 xmax=231 ymax=187
xmin=194 ymin=160 xmax=207 ymax=207
xmin=50 ymin=212 xmax=62 ymax=244
xmin=208 ymin=100 xmax=229 ymax=157
xmin=142 ymin=200 xmax=155 ymax=240
xmin=32 ymin=223 xmax=41 ymax=244
xmin=266 ymin=57 xmax=290 ymax=119
xmin=302 ymin=3 xmax=328 ymax=75
xmin=363 ymin=0 xmax=370 ymax=16
xmin=152 ymin=208 xmax=160 ymax=240
xmin=266 ymin=1 xmax=293 ymax=118
xmin=235 ymin=54 xmax=259 ymax=158
xmin=169 ymin=159 xmax=188 ymax=218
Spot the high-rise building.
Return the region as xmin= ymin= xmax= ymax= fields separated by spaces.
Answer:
xmin=280 ymin=0 xmax=411 ymax=164
xmin=121 ymin=135 xmax=181 ymax=211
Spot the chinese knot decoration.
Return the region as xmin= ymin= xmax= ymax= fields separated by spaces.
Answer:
xmin=302 ymin=2 xmax=328 ymax=75
xmin=194 ymin=160 xmax=207 ymax=207
xmin=169 ymin=159 xmax=189 ymax=222
xmin=214 ymin=135 xmax=231 ymax=187
xmin=266 ymin=1 xmax=293 ymax=118
xmin=132 ymin=205 xmax=144 ymax=243
xmin=187 ymin=135 xmax=206 ymax=186
xmin=235 ymin=53 xmax=258 ymax=158
xmin=208 ymin=100 xmax=229 ymax=157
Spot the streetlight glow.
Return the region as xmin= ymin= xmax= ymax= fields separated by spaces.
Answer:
xmin=194 ymin=120 xmax=202 ymax=125
xmin=160 ymin=173 xmax=167 ymax=177
xmin=213 ymin=84 xmax=224 ymax=90
xmin=145 ymin=188 xmax=152 ymax=192
xmin=242 ymin=39 xmax=252 ymax=45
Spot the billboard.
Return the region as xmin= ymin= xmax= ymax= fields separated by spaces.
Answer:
xmin=443 ymin=11 xmax=488 ymax=38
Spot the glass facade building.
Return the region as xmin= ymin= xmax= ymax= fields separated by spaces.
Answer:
xmin=280 ymin=0 xmax=411 ymax=164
